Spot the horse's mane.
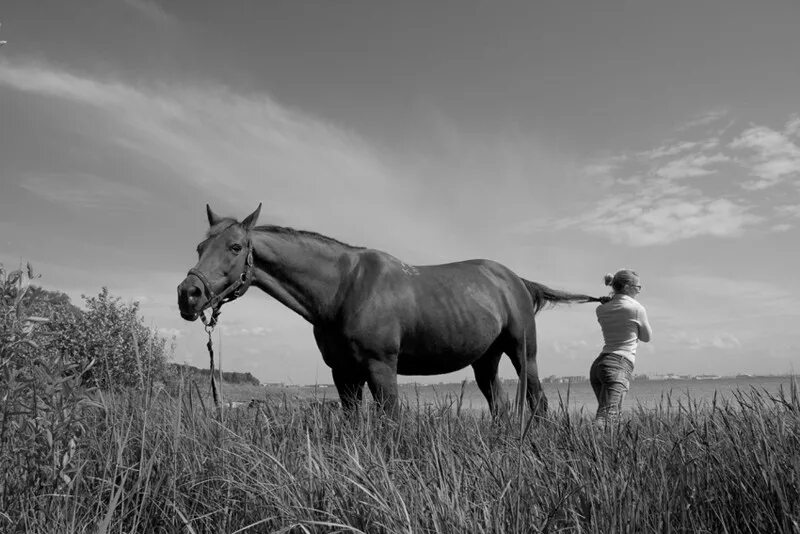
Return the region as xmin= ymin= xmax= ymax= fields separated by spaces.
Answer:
xmin=205 ymin=219 xmax=238 ymax=238
xmin=205 ymin=219 xmax=363 ymax=250
xmin=253 ymin=225 xmax=365 ymax=250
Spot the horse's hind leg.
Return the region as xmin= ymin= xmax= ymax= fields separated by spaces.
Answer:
xmin=332 ymin=367 xmax=366 ymax=412
xmin=509 ymin=326 xmax=548 ymax=417
xmin=472 ymin=342 xmax=508 ymax=416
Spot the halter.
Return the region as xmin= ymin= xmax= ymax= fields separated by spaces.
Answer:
xmin=187 ymin=239 xmax=255 ymax=328
xmin=187 ymin=239 xmax=255 ymax=410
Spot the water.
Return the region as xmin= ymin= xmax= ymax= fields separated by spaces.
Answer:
xmin=398 ymin=376 xmax=797 ymax=415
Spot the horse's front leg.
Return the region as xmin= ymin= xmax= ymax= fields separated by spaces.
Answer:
xmin=332 ymin=367 xmax=366 ymax=413
xmin=364 ymin=355 xmax=400 ymax=415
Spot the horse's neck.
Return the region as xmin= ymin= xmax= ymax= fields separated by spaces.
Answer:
xmin=250 ymin=231 xmax=351 ymax=324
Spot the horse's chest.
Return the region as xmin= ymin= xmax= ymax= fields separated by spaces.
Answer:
xmin=313 ymin=326 xmax=380 ymax=368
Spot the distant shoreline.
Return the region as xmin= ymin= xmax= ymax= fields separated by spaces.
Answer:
xmin=258 ymin=374 xmax=797 ymax=390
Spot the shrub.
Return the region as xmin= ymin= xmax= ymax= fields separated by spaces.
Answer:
xmin=0 ymin=264 xmax=92 ymax=527
xmin=47 ymin=287 xmax=172 ymax=390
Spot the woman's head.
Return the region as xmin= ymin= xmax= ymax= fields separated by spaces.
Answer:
xmin=604 ymin=269 xmax=641 ymax=297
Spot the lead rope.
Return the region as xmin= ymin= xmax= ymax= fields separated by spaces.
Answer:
xmin=200 ymin=306 xmax=222 ymax=408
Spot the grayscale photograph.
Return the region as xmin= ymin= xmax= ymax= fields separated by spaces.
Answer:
xmin=1 ymin=1 xmax=799 ymax=532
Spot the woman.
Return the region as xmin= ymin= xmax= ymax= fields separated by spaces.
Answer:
xmin=591 ymin=269 xmax=652 ymax=426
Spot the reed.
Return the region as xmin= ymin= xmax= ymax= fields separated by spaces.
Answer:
xmin=2 ymin=266 xmax=797 ymax=532
xmin=2 ymin=376 xmax=798 ymax=533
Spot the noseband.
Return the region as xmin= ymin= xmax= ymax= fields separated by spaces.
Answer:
xmin=187 ymin=240 xmax=255 ymax=320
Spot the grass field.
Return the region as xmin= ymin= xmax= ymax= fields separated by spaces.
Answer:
xmin=3 ymin=376 xmax=799 ymax=533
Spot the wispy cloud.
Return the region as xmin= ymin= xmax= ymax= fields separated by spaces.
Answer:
xmin=557 ymin=194 xmax=760 ymax=246
xmin=729 ymin=124 xmax=800 ymax=190
xmin=120 ymin=0 xmax=176 ymax=25
xmin=534 ymin=111 xmax=800 ymax=246
xmin=666 ymin=331 xmax=741 ymax=351
xmin=775 ymin=204 xmax=800 ymax=218
xmin=768 ymin=204 xmax=800 ymax=232
xmin=666 ymin=274 xmax=799 ymax=318
xmin=551 ymin=339 xmax=590 ymax=358
xmin=654 ymin=152 xmax=729 ymax=179
xmin=676 ymin=109 xmax=730 ymax=132
xmin=19 ymin=172 xmax=152 ymax=210
xmin=786 ymin=114 xmax=800 ymax=138
xmin=0 ymin=58 xmax=428 ymax=241
xmin=640 ymin=140 xmax=703 ymax=160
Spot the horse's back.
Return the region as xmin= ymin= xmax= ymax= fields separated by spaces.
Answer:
xmin=351 ymin=252 xmax=523 ymax=307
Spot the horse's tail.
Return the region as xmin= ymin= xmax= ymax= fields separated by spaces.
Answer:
xmin=521 ymin=278 xmax=607 ymax=315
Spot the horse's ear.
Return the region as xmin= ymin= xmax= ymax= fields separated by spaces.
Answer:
xmin=242 ymin=203 xmax=262 ymax=230
xmin=206 ymin=204 xmax=223 ymax=226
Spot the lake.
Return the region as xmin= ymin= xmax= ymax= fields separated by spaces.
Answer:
xmin=396 ymin=376 xmax=797 ymax=415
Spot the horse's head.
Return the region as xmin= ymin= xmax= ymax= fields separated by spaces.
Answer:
xmin=177 ymin=203 xmax=261 ymax=321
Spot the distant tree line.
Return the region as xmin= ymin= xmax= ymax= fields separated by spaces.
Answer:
xmin=170 ymin=363 xmax=260 ymax=386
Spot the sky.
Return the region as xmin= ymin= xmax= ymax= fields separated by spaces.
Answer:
xmin=1 ymin=0 xmax=799 ymax=385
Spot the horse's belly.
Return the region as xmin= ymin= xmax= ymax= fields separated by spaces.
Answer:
xmin=395 ymin=305 xmax=504 ymax=375
xmin=396 ymin=340 xmax=494 ymax=376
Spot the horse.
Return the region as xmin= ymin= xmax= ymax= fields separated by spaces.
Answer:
xmin=177 ymin=204 xmax=604 ymax=416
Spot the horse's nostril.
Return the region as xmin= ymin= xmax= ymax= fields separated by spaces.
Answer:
xmin=187 ymin=285 xmax=202 ymax=300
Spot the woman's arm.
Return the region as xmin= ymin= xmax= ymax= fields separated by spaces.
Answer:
xmin=637 ymin=305 xmax=653 ymax=342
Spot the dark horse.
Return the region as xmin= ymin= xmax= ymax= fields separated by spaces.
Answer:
xmin=177 ymin=204 xmax=603 ymax=416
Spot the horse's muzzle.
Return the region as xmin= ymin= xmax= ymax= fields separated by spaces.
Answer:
xmin=180 ymin=311 xmax=200 ymax=322
xmin=177 ymin=277 xmax=206 ymax=321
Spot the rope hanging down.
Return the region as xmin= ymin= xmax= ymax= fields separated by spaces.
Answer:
xmin=200 ymin=307 xmax=221 ymax=407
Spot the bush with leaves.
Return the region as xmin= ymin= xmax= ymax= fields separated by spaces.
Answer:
xmin=48 ymin=287 xmax=173 ymax=390
xmin=0 ymin=264 xmax=93 ymax=526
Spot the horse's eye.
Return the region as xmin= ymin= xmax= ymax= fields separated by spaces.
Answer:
xmin=231 ymin=244 xmax=243 ymax=253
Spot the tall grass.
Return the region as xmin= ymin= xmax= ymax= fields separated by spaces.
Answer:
xmin=3 ymin=377 xmax=799 ymax=533
xmin=3 ymin=264 xmax=798 ymax=531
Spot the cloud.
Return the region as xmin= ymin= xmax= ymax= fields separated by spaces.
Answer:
xmin=731 ymin=126 xmax=800 ymax=158
xmin=667 ymin=331 xmax=741 ymax=351
xmin=0 ymin=60 xmax=135 ymax=107
xmin=640 ymin=140 xmax=703 ymax=160
xmin=120 ymin=0 xmax=176 ymax=25
xmin=666 ymin=274 xmax=799 ymax=319
xmin=730 ymin=125 xmax=800 ymax=189
xmin=533 ymin=111 xmax=800 ymax=246
xmin=786 ymin=114 xmax=800 ymax=138
xmin=0 ymin=58 xmax=438 ymax=246
xmin=676 ymin=109 xmax=729 ymax=132
xmin=768 ymin=204 xmax=800 ymax=232
xmin=19 ymin=172 xmax=153 ymax=210
xmin=775 ymin=204 xmax=800 ymax=218
xmin=551 ymin=339 xmax=589 ymax=356
xmin=580 ymin=161 xmax=618 ymax=182
xmin=741 ymin=158 xmax=800 ymax=190
xmin=654 ymin=152 xmax=729 ymax=179
xmin=584 ymin=197 xmax=759 ymax=246
xmin=551 ymin=169 xmax=761 ymax=246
